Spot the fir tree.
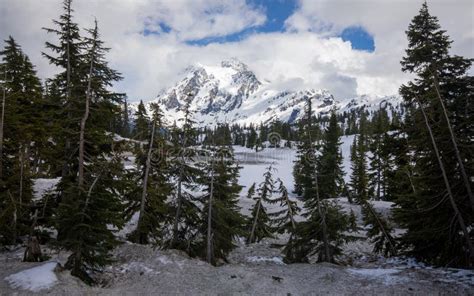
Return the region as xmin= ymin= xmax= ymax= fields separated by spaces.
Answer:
xmin=349 ymin=115 xmax=369 ymax=203
xmin=246 ymin=166 xmax=276 ymax=244
xmin=44 ymin=2 xmax=125 ymax=282
xmin=129 ymin=103 xmax=171 ymax=244
xmin=43 ymin=0 xmax=87 ymax=178
xmin=361 ymin=202 xmax=397 ymax=257
xmin=293 ymin=97 xmax=318 ymax=200
xmin=317 ymin=111 xmax=344 ymax=201
xmin=167 ymin=93 xmax=201 ymax=252
xmin=199 ymin=147 xmax=246 ymax=265
xmin=271 ymin=179 xmax=299 ymax=234
xmin=133 ymin=100 xmax=149 ymax=141
xmin=283 ymin=200 xmax=351 ymax=263
xmin=0 ymin=37 xmax=43 ymax=245
xmin=395 ymin=2 xmax=474 ymax=267
xmin=368 ymin=109 xmax=392 ymax=200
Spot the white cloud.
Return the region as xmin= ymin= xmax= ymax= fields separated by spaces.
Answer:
xmin=0 ymin=0 xmax=472 ymax=102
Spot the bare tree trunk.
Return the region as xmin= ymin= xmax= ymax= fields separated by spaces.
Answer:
xmin=0 ymin=66 xmax=5 ymax=179
xmin=171 ymin=176 xmax=183 ymax=247
xmin=314 ymin=172 xmax=331 ymax=262
xmin=248 ymin=199 xmax=261 ymax=244
xmin=285 ymin=193 xmax=296 ymax=231
xmin=136 ymin=120 xmax=155 ymax=242
xmin=8 ymin=191 xmax=16 ymax=245
xmin=417 ymin=97 xmax=474 ymax=263
xmin=19 ymin=144 xmax=24 ymax=207
xmin=78 ymin=21 xmax=97 ymax=188
xmin=431 ymin=74 xmax=474 ymax=212
xmin=206 ymin=153 xmax=215 ymax=264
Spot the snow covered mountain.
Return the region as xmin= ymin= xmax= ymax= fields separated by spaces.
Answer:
xmin=135 ymin=59 xmax=402 ymax=126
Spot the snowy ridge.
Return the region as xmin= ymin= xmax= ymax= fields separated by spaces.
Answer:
xmin=132 ymin=59 xmax=402 ymax=127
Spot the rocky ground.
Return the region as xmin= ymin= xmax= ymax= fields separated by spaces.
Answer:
xmin=1 ymin=239 xmax=473 ymax=295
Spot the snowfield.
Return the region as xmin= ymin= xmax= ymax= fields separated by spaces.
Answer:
xmin=2 ymin=142 xmax=472 ymax=294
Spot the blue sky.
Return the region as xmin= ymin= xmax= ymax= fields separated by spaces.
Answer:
xmin=4 ymin=0 xmax=471 ymax=100
xmin=147 ymin=0 xmax=376 ymax=52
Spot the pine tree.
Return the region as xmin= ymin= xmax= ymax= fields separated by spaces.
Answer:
xmin=133 ymin=100 xmax=149 ymax=141
xmin=0 ymin=37 xmax=43 ymax=245
xmin=283 ymin=200 xmax=351 ymax=263
xmin=199 ymin=147 xmax=246 ymax=265
xmin=361 ymin=202 xmax=396 ymax=257
xmin=293 ymin=97 xmax=318 ymax=200
xmin=246 ymin=166 xmax=276 ymax=244
xmin=271 ymin=179 xmax=299 ymax=234
xmin=317 ymin=111 xmax=344 ymax=201
xmin=129 ymin=103 xmax=171 ymax=244
xmin=368 ymin=109 xmax=392 ymax=200
xmin=395 ymin=2 xmax=474 ymax=267
xmin=349 ymin=114 xmax=369 ymax=203
xmin=45 ymin=2 xmax=125 ymax=282
xmin=43 ymin=0 xmax=86 ymax=178
xmin=167 ymin=93 xmax=201 ymax=252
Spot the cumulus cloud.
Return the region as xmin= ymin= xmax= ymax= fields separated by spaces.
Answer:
xmin=0 ymin=0 xmax=472 ymax=102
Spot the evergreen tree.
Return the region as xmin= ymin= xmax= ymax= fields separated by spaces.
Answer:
xmin=44 ymin=2 xmax=125 ymax=282
xmin=293 ymin=97 xmax=318 ymax=200
xmin=283 ymin=200 xmax=351 ymax=263
xmin=368 ymin=109 xmax=392 ymax=200
xmin=395 ymin=2 xmax=474 ymax=267
xmin=167 ymin=94 xmax=201 ymax=252
xmin=271 ymin=179 xmax=299 ymax=234
xmin=43 ymin=0 xmax=87 ymax=178
xmin=133 ymin=100 xmax=149 ymax=141
xmin=317 ymin=111 xmax=344 ymax=201
xmin=0 ymin=37 xmax=43 ymax=245
xmin=246 ymin=166 xmax=276 ymax=244
xmin=199 ymin=147 xmax=246 ymax=265
xmin=361 ymin=202 xmax=396 ymax=257
xmin=129 ymin=103 xmax=171 ymax=244
xmin=349 ymin=115 xmax=369 ymax=203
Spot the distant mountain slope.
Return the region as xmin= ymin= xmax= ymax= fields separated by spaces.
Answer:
xmin=132 ymin=59 xmax=402 ymax=126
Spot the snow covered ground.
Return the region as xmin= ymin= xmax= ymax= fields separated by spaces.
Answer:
xmin=3 ymin=139 xmax=472 ymax=294
xmin=4 ymin=261 xmax=59 ymax=292
xmin=1 ymin=243 xmax=472 ymax=295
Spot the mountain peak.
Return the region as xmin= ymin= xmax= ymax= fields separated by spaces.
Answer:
xmin=221 ymin=58 xmax=248 ymax=72
xmin=139 ymin=61 xmax=401 ymax=127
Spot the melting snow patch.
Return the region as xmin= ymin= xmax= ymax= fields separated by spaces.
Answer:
xmin=33 ymin=178 xmax=60 ymax=201
xmin=118 ymin=262 xmax=157 ymax=275
xmin=4 ymin=262 xmax=58 ymax=292
xmin=348 ymin=268 xmax=406 ymax=285
xmin=157 ymin=256 xmax=173 ymax=265
xmin=246 ymin=256 xmax=285 ymax=265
